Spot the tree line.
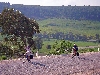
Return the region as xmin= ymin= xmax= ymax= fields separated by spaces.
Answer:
xmin=35 ymin=32 xmax=100 ymax=42
xmin=0 ymin=2 xmax=100 ymax=21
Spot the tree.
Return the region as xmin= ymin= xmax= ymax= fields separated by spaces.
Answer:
xmin=50 ymin=40 xmax=72 ymax=55
xmin=0 ymin=8 xmax=40 ymax=47
xmin=0 ymin=8 xmax=40 ymax=58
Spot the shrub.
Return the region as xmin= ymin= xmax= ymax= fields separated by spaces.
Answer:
xmin=51 ymin=40 xmax=72 ymax=55
xmin=1 ymin=55 xmax=7 ymax=60
xmin=88 ymin=48 xmax=94 ymax=52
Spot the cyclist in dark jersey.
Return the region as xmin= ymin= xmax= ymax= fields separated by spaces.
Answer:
xmin=72 ymin=43 xmax=79 ymax=58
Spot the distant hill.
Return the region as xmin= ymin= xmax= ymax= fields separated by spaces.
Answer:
xmin=0 ymin=2 xmax=100 ymax=21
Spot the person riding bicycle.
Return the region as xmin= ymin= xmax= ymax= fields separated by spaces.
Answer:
xmin=23 ymin=46 xmax=33 ymax=63
xmin=72 ymin=43 xmax=79 ymax=58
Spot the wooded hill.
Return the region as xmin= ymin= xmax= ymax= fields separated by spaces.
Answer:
xmin=0 ymin=2 xmax=100 ymax=21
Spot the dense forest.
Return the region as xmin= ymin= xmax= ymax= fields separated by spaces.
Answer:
xmin=0 ymin=2 xmax=100 ymax=21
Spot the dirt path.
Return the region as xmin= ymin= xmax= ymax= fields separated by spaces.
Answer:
xmin=0 ymin=52 xmax=100 ymax=75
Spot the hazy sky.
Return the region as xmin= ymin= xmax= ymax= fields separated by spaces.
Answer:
xmin=0 ymin=0 xmax=100 ymax=6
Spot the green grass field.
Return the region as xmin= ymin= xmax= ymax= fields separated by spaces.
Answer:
xmin=37 ymin=18 xmax=100 ymax=36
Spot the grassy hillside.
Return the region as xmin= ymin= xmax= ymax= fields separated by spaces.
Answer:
xmin=37 ymin=18 xmax=100 ymax=36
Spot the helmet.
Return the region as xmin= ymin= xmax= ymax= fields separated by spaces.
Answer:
xmin=74 ymin=43 xmax=76 ymax=45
